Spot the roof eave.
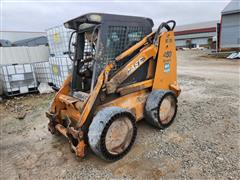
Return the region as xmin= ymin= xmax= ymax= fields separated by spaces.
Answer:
xmin=222 ymin=10 xmax=240 ymax=15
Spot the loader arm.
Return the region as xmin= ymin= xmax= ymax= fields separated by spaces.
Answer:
xmin=106 ymin=44 xmax=157 ymax=94
xmin=76 ymin=63 xmax=113 ymax=128
xmin=106 ymin=30 xmax=180 ymax=96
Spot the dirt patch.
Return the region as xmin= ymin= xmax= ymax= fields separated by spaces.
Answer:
xmin=0 ymin=50 xmax=239 ymax=179
xmin=111 ymin=158 xmax=181 ymax=179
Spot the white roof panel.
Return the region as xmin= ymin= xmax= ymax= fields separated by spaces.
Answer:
xmin=222 ymin=0 xmax=240 ymax=15
xmin=175 ymin=20 xmax=219 ymax=32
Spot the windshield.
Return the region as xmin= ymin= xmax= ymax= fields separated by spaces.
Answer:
xmin=105 ymin=26 xmax=146 ymax=60
xmin=78 ymin=30 xmax=97 ymax=73
xmin=71 ymin=26 xmax=99 ymax=93
xmin=71 ymin=24 xmax=149 ymax=93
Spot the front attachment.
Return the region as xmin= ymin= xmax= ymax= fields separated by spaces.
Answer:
xmin=47 ymin=113 xmax=87 ymax=158
xmin=88 ymin=107 xmax=137 ymax=161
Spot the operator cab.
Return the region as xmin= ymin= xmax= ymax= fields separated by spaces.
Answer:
xmin=64 ymin=13 xmax=153 ymax=97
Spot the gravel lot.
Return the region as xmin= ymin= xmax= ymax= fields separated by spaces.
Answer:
xmin=0 ymin=50 xmax=239 ymax=179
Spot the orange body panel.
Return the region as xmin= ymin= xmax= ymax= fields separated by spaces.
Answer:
xmin=98 ymin=89 xmax=149 ymax=121
xmin=50 ymin=75 xmax=72 ymax=114
xmin=153 ymin=32 xmax=177 ymax=91
xmin=117 ymin=79 xmax=153 ymax=96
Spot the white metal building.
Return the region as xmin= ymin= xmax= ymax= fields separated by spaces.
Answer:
xmin=220 ymin=0 xmax=240 ymax=50
xmin=174 ymin=21 xmax=219 ymax=49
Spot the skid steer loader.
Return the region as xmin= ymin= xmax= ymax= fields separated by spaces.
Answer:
xmin=46 ymin=13 xmax=181 ymax=161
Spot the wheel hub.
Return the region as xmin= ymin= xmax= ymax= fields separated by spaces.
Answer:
xmin=105 ymin=117 xmax=133 ymax=155
xmin=159 ymin=95 xmax=176 ymax=124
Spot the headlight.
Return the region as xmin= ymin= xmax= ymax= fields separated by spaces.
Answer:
xmin=88 ymin=14 xmax=101 ymax=23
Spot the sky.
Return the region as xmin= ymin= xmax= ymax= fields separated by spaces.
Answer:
xmin=1 ymin=0 xmax=232 ymax=32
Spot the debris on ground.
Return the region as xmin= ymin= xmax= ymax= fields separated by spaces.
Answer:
xmin=38 ymin=83 xmax=54 ymax=94
xmin=17 ymin=112 xmax=27 ymax=120
xmin=206 ymin=51 xmax=239 ymax=59
xmin=227 ymin=52 xmax=240 ymax=59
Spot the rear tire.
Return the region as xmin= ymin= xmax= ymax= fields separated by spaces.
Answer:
xmin=88 ymin=107 xmax=137 ymax=161
xmin=145 ymin=90 xmax=177 ymax=129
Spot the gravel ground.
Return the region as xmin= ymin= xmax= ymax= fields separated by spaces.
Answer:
xmin=0 ymin=50 xmax=239 ymax=179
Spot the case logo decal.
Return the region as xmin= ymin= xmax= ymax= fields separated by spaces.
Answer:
xmin=128 ymin=57 xmax=145 ymax=75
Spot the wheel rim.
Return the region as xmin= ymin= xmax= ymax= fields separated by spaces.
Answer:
xmin=159 ymin=95 xmax=176 ymax=124
xmin=105 ymin=117 xmax=134 ymax=155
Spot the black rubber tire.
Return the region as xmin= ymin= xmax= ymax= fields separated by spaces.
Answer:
xmin=88 ymin=107 xmax=137 ymax=161
xmin=145 ymin=90 xmax=177 ymax=129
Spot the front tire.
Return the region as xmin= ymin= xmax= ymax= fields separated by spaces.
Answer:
xmin=88 ymin=107 xmax=137 ymax=161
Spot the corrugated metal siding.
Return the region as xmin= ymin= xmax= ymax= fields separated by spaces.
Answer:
xmin=1 ymin=47 xmax=29 ymax=64
xmin=176 ymin=40 xmax=186 ymax=47
xmin=220 ymin=13 xmax=240 ymax=48
xmin=192 ymin=38 xmax=209 ymax=45
xmin=27 ymin=46 xmax=50 ymax=63
xmin=176 ymin=38 xmax=209 ymax=47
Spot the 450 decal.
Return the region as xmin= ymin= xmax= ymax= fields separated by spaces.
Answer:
xmin=127 ymin=57 xmax=145 ymax=75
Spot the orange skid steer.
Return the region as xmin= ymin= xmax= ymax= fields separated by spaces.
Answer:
xmin=46 ymin=13 xmax=181 ymax=161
